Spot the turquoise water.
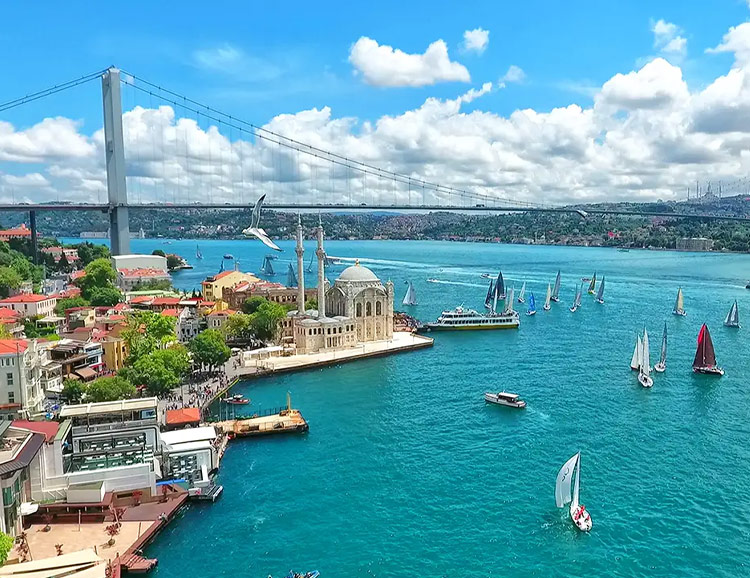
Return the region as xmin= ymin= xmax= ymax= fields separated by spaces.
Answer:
xmin=126 ymin=240 xmax=750 ymax=577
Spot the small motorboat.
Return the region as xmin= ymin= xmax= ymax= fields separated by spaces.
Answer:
xmin=285 ymin=572 xmax=320 ymax=578
xmin=746 ymin=282 xmax=750 ymax=290
xmin=484 ymin=391 xmax=526 ymax=408
xmin=427 ymin=278 xmax=440 ymax=283
xmin=480 ymin=273 xmax=492 ymax=279
xmin=223 ymin=254 xmax=234 ymax=260
xmin=224 ymin=394 xmax=250 ymax=405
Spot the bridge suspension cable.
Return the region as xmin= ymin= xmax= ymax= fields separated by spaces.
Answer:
xmin=0 ymin=68 xmax=109 ymax=113
xmin=119 ymin=69 xmax=541 ymax=210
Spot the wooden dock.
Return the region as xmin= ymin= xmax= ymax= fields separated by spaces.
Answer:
xmin=214 ymin=407 xmax=309 ymax=438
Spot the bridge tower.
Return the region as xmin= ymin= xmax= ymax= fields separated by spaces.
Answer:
xmin=101 ymin=67 xmax=130 ymax=256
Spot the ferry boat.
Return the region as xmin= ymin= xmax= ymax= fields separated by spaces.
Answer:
xmin=421 ymin=306 xmax=519 ymax=331
xmin=484 ymin=391 xmax=526 ymax=408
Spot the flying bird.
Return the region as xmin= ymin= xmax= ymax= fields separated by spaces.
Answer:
xmin=242 ymin=194 xmax=282 ymax=251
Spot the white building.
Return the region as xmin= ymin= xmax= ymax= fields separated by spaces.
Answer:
xmin=111 ymin=254 xmax=168 ymax=273
xmin=0 ymin=423 xmax=45 ymax=536
xmin=0 ymin=294 xmax=57 ymax=318
xmin=160 ymin=426 xmax=219 ymax=489
xmin=176 ymin=307 xmax=202 ymax=342
xmin=0 ymin=340 xmax=45 ymax=420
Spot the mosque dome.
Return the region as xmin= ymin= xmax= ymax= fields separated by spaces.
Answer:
xmin=336 ymin=262 xmax=380 ymax=283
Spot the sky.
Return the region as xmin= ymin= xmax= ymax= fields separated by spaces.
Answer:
xmin=2 ymin=0 xmax=750 ymax=206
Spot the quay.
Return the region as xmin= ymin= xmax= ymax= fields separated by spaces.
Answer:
xmin=214 ymin=399 xmax=309 ymax=438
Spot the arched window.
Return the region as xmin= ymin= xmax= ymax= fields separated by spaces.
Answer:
xmin=356 ymin=303 xmax=362 ymax=317
xmin=366 ymin=302 xmax=372 ymax=316
xmin=376 ymin=301 xmax=382 ymax=316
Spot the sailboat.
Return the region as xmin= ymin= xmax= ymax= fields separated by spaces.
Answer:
xmin=569 ymin=284 xmax=582 ymax=313
xmin=504 ymin=287 xmax=515 ymax=314
xmin=306 ymin=254 xmax=314 ymax=273
xmin=630 ymin=334 xmax=642 ymax=371
xmin=196 ymin=244 xmax=203 ymax=260
xmin=638 ymin=328 xmax=654 ymax=387
xmin=261 ymin=255 xmax=276 ymax=276
xmin=555 ymin=452 xmax=592 ymax=532
xmin=543 ymin=284 xmax=552 ymax=311
xmin=587 ymin=273 xmax=597 ymax=295
xmin=402 ymin=281 xmax=417 ymax=306
xmin=692 ymin=324 xmax=724 ymax=376
xmin=654 ymin=322 xmax=667 ymax=373
xmin=595 ymin=276 xmax=605 ymax=304
xmin=496 ymin=272 xmax=506 ymax=299
xmin=287 ymin=263 xmax=298 ymax=288
xmin=672 ymin=288 xmax=686 ymax=316
xmin=550 ymin=270 xmax=561 ymax=302
xmin=724 ymin=300 xmax=740 ymax=328
xmin=517 ymin=282 xmax=526 ymax=304
xmin=526 ymin=293 xmax=536 ymax=316
xmin=484 ymin=279 xmax=495 ymax=310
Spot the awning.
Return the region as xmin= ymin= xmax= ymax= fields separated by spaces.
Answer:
xmin=73 ymin=367 xmax=97 ymax=381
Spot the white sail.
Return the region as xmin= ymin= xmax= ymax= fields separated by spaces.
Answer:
xmin=518 ymin=282 xmax=526 ymax=303
xmin=630 ymin=335 xmax=640 ymax=370
xmin=674 ymin=288 xmax=684 ymax=313
xmin=544 ymin=284 xmax=551 ymax=308
xmin=571 ymin=455 xmax=581 ymax=511
xmin=505 ymin=287 xmax=515 ymax=313
xmin=492 ymin=291 xmax=498 ymax=314
xmin=596 ymin=276 xmax=605 ymax=302
xmin=724 ymin=300 xmax=739 ymax=327
xmin=641 ymin=329 xmax=651 ymax=377
xmin=555 ymin=453 xmax=580 ymax=508
xmin=658 ymin=323 xmax=667 ymax=366
xmin=402 ymin=282 xmax=417 ymax=306
xmin=552 ymin=270 xmax=561 ymax=300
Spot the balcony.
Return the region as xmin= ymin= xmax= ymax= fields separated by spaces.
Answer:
xmin=72 ymin=418 xmax=158 ymax=436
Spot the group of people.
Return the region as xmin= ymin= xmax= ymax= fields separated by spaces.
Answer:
xmin=160 ymin=371 xmax=231 ymax=414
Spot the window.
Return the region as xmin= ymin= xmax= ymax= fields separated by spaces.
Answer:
xmin=356 ymin=303 xmax=362 ymax=317
xmin=6 ymin=373 xmax=12 ymax=387
xmin=7 ymin=392 xmax=13 ymax=404
xmin=366 ymin=302 xmax=372 ymax=316
xmin=376 ymin=302 xmax=382 ymax=316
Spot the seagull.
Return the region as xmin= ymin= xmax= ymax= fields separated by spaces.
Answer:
xmin=242 ymin=194 xmax=282 ymax=251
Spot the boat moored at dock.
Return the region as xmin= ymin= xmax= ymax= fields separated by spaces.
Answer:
xmin=484 ymin=391 xmax=526 ymax=408
xmin=422 ymin=306 xmax=519 ymax=331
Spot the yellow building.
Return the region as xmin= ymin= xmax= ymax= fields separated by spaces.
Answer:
xmin=201 ymin=271 xmax=261 ymax=302
xmin=101 ymin=336 xmax=128 ymax=373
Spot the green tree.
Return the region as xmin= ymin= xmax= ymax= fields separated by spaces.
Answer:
xmin=242 ymin=296 xmax=267 ymax=315
xmin=75 ymin=242 xmax=110 ymax=266
xmin=62 ymin=378 xmax=87 ymax=404
xmin=122 ymin=311 xmax=177 ymax=363
xmin=57 ymin=251 xmax=71 ymax=273
xmin=189 ymin=329 xmax=230 ymax=371
xmin=0 ymin=530 xmax=13 ymax=565
xmin=9 ymin=256 xmax=32 ymax=280
xmin=77 ymin=258 xmax=116 ymax=299
xmin=151 ymin=249 xmax=166 ymax=257
xmin=250 ymin=301 xmax=287 ymax=341
xmin=88 ymin=286 xmax=123 ymax=307
xmin=166 ymin=255 xmax=182 ymax=270
xmin=85 ymin=376 xmax=136 ymax=402
xmin=129 ymin=353 xmax=183 ymax=396
xmin=0 ymin=325 xmax=11 ymax=339
xmin=0 ymin=266 xmax=22 ymax=298
xmin=224 ymin=312 xmax=255 ymax=341
xmin=55 ymin=296 xmax=90 ymax=315
xmin=304 ymin=298 xmax=317 ymax=310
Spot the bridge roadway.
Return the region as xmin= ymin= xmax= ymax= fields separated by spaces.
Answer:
xmin=0 ymin=202 xmax=748 ymax=222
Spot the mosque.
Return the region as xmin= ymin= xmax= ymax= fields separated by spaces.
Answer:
xmin=288 ymin=218 xmax=394 ymax=354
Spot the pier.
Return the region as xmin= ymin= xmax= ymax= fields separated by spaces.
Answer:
xmin=213 ymin=397 xmax=309 ymax=438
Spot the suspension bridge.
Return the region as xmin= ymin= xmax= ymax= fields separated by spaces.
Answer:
xmin=1 ymin=67 xmax=748 ymax=257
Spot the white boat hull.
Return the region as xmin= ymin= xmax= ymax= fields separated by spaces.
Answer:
xmin=570 ymin=506 xmax=592 ymax=532
xmin=595 ymin=299 xmax=604 ymax=304
xmin=673 ymin=310 xmax=687 ymax=317
xmin=543 ymin=304 xmax=551 ymax=311
xmin=654 ymin=362 xmax=666 ymax=373
xmin=569 ymin=306 xmax=578 ymax=313
xmin=638 ymin=373 xmax=654 ymax=388
xmin=484 ymin=392 xmax=526 ymax=408
xmin=526 ymin=311 xmax=536 ymax=316
xmin=724 ymin=322 xmax=741 ymax=328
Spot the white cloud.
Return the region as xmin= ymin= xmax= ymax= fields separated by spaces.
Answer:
xmin=348 ymin=37 xmax=470 ymax=87
xmin=192 ymin=44 xmax=282 ymax=81
xmin=651 ymin=19 xmax=687 ymax=57
xmin=1 ymin=173 xmax=51 ymax=188
xmin=9 ymin=20 xmax=750 ymax=206
xmin=462 ymin=28 xmax=489 ymax=54
xmin=500 ymin=65 xmax=526 ymax=85
xmin=707 ymin=22 xmax=750 ymax=66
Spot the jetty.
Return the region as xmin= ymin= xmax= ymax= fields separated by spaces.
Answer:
xmin=214 ymin=395 xmax=309 ymax=438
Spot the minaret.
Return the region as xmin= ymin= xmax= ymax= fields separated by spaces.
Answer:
xmin=295 ymin=215 xmax=305 ymax=314
xmin=316 ymin=216 xmax=326 ymax=318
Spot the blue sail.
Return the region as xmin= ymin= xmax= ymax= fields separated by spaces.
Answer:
xmin=485 ymin=280 xmax=494 ymax=307
xmin=496 ymin=272 xmax=505 ymax=298
xmin=287 ymin=263 xmax=298 ymax=287
xmin=528 ymin=293 xmax=536 ymax=313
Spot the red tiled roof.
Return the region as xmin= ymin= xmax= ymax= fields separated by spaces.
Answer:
xmin=0 ymin=294 xmax=54 ymax=304
xmin=0 ymin=308 xmax=20 ymax=320
xmin=165 ymin=407 xmax=201 ymax=426
xmin=199 ymin=301 xmax=215 ymax=307
xmin=107 ymin=314 xmax=126 ymax=321
xmin=0 ymin=225 xmax=31 ymax=237
xmin=210 ymin=271 xmax=235 ymax=281
xmin=53 ymin=287 xmax=82 ymax=299
xmin=151 ymin=297 xmax=180 ymax=306
xmin=70 ymin=270 xmax=86 ymax=280
xmin=128 ymin=296 xmax=154 ymax=304
xmin=161 ymin=308 xmax=179 ymax=317
xmin=0 ymin=340 xmax=28 ymax=354
xmin=118 ymin=268 xmax=169 ymax=278
xmin=113 ymin=303 xmax=127 ymax=311
xmin=12 ymin=420 xmax=60 ymax=443
xmin=209 ymin=309 xmax=236 ymax=317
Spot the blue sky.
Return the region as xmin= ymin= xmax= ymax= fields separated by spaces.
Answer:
xmin=2 ymin=0 xmax=745 ymax=125
xmin=2 ymin=1 xmax=750 ymax=206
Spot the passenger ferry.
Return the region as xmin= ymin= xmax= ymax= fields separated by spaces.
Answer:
xmin=421 ymin=306 xmax=519 ymax=331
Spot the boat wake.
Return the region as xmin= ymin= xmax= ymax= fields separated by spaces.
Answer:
xmin=426 ymin=279 xmax=486 ymax=288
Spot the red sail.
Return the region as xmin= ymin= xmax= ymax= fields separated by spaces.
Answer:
xmin=693 ymin=324 xmax=717 ymax=368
